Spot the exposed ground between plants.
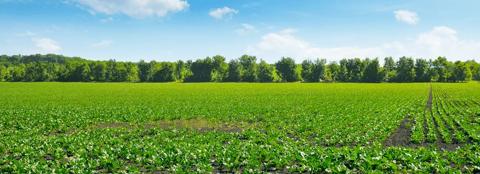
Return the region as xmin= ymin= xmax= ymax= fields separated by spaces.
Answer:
xmin=51 ymin=118 xmax=250 ymax=136
xmin=384 ymin=115 xmax=413 ymax=147
xmin=94 ymin=118 xmax=248 ymax=133
xmin=384 ymin=86 xmax=466 ymax=151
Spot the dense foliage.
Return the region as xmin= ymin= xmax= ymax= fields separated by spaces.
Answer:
xmin=0 ymin=83 xmax=478 ymax=173
xmin=0 ymin=54 xmax=479 ymax=82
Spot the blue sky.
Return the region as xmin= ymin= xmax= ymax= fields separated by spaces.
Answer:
xmin=1 ymin=0 xmax=480 ymax=62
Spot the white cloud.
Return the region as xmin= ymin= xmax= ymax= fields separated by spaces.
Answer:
xmin=92 ymin=40 xmax=113 ymax=48
xmin=394 ymin=10 xmax=419 ymax=25
xmin=75 ymin=0 xmax=189 ymax=18
xmin=413 ymin=26 xmax=480 ymax=59
xmin=247 ymin=26 xmax=480 ymax=61
xmin=209 ymin=7 xmax=238 ymax=20
xmin=32 ymin=38 xmax=61 ymax=53
xmin=235 ymin=23 xmax=257 ymax=35
xmin=247 ymin=29 xmax=383 ymax=61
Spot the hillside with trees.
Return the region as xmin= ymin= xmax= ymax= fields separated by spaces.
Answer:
xmin=0 ymin=54 xmax=478 ymax=83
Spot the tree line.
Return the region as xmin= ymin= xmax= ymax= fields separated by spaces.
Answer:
xmin=0 ymin=54 xmax=479 ymax=83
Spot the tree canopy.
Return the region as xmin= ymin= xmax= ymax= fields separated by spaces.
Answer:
xmin=0 ymin=54 xmax=478 ymax=83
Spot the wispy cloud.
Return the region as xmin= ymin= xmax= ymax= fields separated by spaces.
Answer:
xmin=247 ymin=26 xmax=480 ymax=61
xmin=235 ymin=23 xmax=257 ymax=35
xmin=209 ymin=7 xmax=238 ymax=20
xmin=394 ymin=10 xmax=419 ymax=25
xmin=74 ymin=0 xmax=189 ymax=18
xmin=32 ymin=37 xmax=61 ymax=53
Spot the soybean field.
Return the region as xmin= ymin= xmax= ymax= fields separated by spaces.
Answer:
xmin=0 ymin=83 xmax=479 ymax=173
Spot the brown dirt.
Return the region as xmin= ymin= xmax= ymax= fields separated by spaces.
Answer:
xmin=48 ymin=118 xmax=249 ymax=137
xmin=384 ymin=116 xmax=413 ymax=147
xmin=384 ymin=85 xmax=465 ymax=151
xmin=92 ymin=118 xmax=247 ymax=133
xmin=94 ymin=122 xmax=134 ymax=129
xmin=425 ymin=85 xmax=433 ymax=111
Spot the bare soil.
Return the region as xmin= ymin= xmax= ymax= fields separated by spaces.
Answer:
xmin=384 ymin=116 xmax=413 ymax=147
xmin=92 ymin=118 xmax=247 ymax=133
xmin=49 ymin=118 xmax=249 ymax=137
xmin=425 ymin=85 xmax=433 ymax=111
xmin=384 ymin=85 xmax=465 ymax=151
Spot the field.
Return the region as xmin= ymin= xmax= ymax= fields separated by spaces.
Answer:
xmin=0 ymin=82 xmax=479 ymax=173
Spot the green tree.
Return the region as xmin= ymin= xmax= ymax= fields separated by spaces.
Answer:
xmin=93 ymin=62 xmax=107 ymax=81
xmin=258 ymin=60 xmax=279 ymax=82
xmin=126 ymin=63 xmax=140 ymax=82
xmin=414 ymin=59 xmax=431 ymax=82
xmin=383 ymin=57 xmax=396 ymax=82
xmin=24 ymin=62 xmax=49 ymax=81
xmin=175 ymin=60 xmax=187 ymax=82
xmin=68 ymin=62 xmax=92 ymax=82
xmin=239 ymin=55 xmax=258 ymax=82
xmin=275 ymin=57 xmax=301 ymax=82
xmin=45 ymin=63 xmax=60 ymax=81
xmin=302 ymin=59 xmax=327 ymax=82
xmin=363 ymin=58 xmax=382 ymax=82
xmin=301 ymin=60 xmax=314 ymax=82
xmin=226 ymin=59 xmax=242 ymax=82
xmin=453 ymin=61 xmax=472 ymax=82
xmin=10 ymin=64 xmax=26 ymax=81
xmin=212 ymin=55 xmax=228 ymax=82
xmin=0 ymin=65 xmax=8 ymax=81
xmin=327 ymin=62 xmax=340 ymax=82
xmin=395 ymin=57 xmax=415 ymax=82
xmin=312 ymin=59 xmax=327 ymax=82
xmin=337 ymin=59 xmax=349 ymax=82
xmin=476 ymin=68 xmax=480 ymax=80
xmin=432 ymin=57 xmax=452 ymax=82
xmin=465 ymin=60 xmax=480 ymax=80
xmin=138 ymin=60 xmax=151 ymax=82
xmin=185 ymin=57 xmax=213 ymax=82
xmin=105 ymin=60 xmax=116 ymax=81
xmin=111 ymin=62 xmax=128 ymax=82
xmin=151 ymin=62 xmax=175 ymax=82
xmin=345 ymin=58 xmax=363 ymax=82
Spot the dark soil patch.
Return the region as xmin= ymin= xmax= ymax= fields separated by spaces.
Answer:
xmin=48 ymin=118 xmax=249 ymax=137
xmin=425 ymin=85 xmax=433 ymax=111
xmin=47 ymin=129 xmax=77 ymax=136
xmin=384 ymin=116 xmax=413 ymax=147
xmin=91 ymin=118 xmax=248 ymax=133
xmin=95 ymin=122 xmax=134 ymax=129
xmin=384 ymin=85 xmax=466 ymax=151
xmin=435 ymin=142 xmax=463 ymax=151
xmin=44 ymin=154 xmax=54 ymax=161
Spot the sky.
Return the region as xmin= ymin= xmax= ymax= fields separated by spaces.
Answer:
xmin=1 ymin=0 xmax=480 ymax=62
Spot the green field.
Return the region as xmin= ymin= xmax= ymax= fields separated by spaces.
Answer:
xmin=0 ymin=83 xmax=479 ymax=173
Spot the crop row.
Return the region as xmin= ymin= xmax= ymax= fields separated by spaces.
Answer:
xmin=411 ymin=84 xmax=480 ymax=145
xmin=0 ymin=83 xmax=478 ymax=172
